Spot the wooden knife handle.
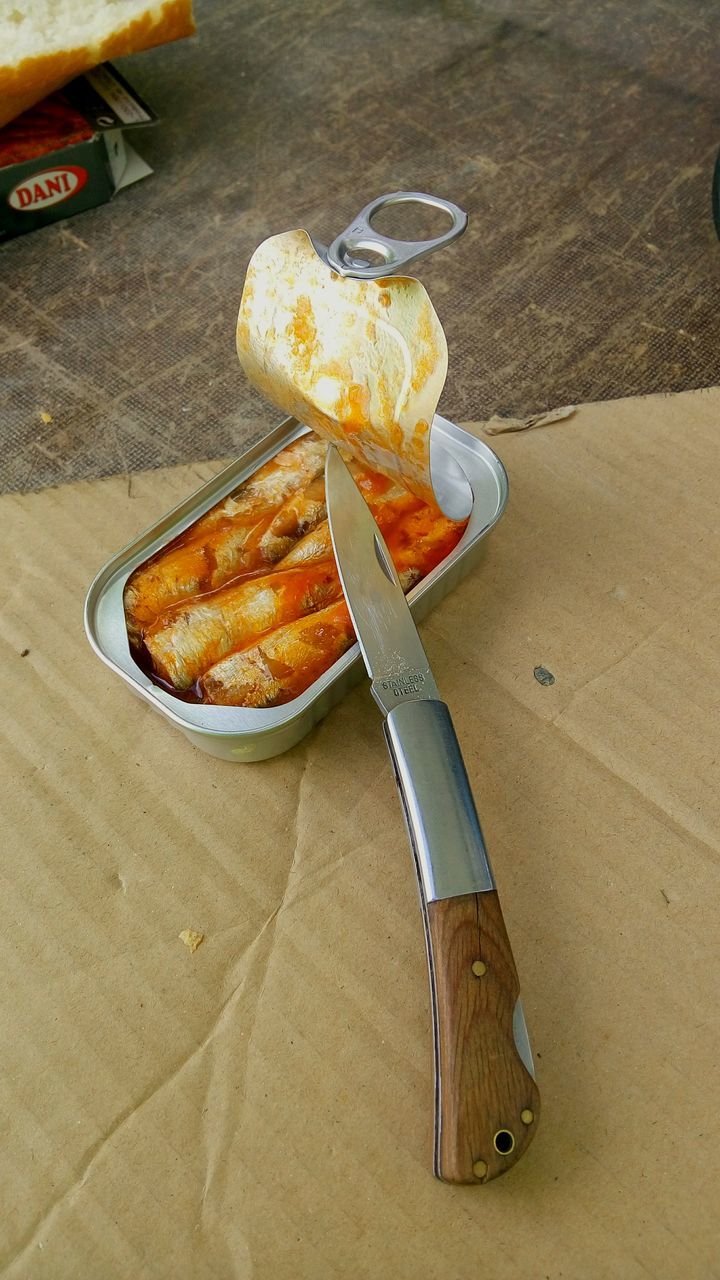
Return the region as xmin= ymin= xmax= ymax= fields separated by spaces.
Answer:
xmin=423 ymin=889 xmax=540 ymax=1184
xmin=383 ymin=699 xmax=540 ymax=1184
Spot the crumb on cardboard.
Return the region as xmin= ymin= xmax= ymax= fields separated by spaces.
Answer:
xmin=179 ymin=928 xmax=204 ymax=954
xmin=39 ymin=411 xmax=53 ymax=424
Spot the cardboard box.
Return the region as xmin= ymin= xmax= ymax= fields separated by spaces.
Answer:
xmin=1 ymin=388 xmax=719 ymax=1277
xmin=0 ymin=63 xmax=155 ymax=242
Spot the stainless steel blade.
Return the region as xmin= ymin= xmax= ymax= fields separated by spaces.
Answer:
xmin=325 ymin=446 xmax=441 ymax=716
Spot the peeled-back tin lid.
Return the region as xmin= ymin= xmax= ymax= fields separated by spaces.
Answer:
xmin=236 ymin=192 xmax=473 ymax=520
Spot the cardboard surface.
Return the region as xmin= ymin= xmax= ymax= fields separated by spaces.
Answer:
xmin=2 ymin=388 xmax=719 ymax=1278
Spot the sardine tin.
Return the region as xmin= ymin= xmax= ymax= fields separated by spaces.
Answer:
xmin=84 ymin=414 xmax=508 ymax=762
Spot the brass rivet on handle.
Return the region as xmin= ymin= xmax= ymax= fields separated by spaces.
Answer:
xmin=471 ymin=960 xmax=487 ymax=977
xmin=521 ymin=1109 xmax=535 ymax=1125
xmin=472 ymin=1160 xmax=488 ymax=1179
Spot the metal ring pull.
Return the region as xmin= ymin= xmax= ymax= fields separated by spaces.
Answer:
xmin=322 ymin=191 xmax=468 ymax=279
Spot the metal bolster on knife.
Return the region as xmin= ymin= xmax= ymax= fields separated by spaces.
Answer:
xmin=383 ymin=698 xmax=496 ymax=903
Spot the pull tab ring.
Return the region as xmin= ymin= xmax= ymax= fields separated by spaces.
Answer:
xmin=322 ymin=190 xmax=467 ymax=279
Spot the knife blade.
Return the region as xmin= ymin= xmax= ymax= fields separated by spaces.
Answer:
xmin=325 ymin=445 xmax=540 ymax=1185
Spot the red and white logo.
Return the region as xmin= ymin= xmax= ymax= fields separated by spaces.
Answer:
xmin=8 ymin=165 xmax=88 ymax=212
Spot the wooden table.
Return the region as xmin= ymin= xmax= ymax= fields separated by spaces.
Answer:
xmin=2 ymin=0 xmax=719 ymax=494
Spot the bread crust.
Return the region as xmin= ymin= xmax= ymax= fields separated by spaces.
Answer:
xmin=0 ymin=0 xmax=195 ymax=129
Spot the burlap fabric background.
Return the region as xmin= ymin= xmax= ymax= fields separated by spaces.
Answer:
xmin=2 ymin=0 xmax=719 ymax=494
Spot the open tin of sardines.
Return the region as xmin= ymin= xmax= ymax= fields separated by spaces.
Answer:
xmin=84 ymin=413 xmax=507 ymax=761
xmin=86 ymin=191 xmax=508 ymax=760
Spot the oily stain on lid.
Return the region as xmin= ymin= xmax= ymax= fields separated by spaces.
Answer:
xmin=236 ymin=228 xmax=449 ymax=507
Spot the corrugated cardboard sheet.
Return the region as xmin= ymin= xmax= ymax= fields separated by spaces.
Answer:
xmin=2 ymin=388 xmax=719 ymax=1278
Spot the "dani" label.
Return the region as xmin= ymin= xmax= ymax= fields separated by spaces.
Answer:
xmin=8 ymin=166 xmax=88 ymax=212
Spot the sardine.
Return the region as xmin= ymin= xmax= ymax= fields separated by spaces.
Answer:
xmin=276 ymin=465 xmax=424 ymax=570
xmin=144 ymin=562 xmax=341 ymax=689
xmin=191 ymin=433 xmax=326 ymax=535
xmin=277 ymin=520 xmax=332 ymax=568
xmin=200 ymin=601 xmax=355 ymax=707
xmin=257 ymin=474 xmax=326 ymax=562
xmin=124 ymin=434 xmax=327 ymax=642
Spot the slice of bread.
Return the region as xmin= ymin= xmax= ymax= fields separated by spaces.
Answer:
xmin=0 ymin=1 xmax=195 ymax=129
